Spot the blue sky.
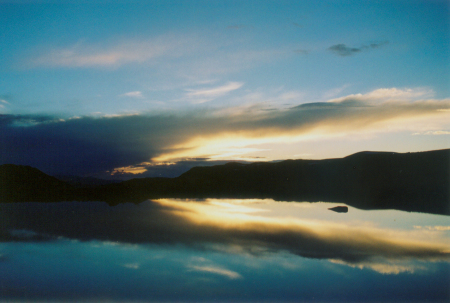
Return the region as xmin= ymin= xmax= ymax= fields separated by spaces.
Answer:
xmin=1 ymin=0 xmax=449 ymax=177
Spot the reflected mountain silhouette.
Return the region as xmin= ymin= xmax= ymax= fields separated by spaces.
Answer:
xmin=1 ymin=149 xmax=449 ymax=215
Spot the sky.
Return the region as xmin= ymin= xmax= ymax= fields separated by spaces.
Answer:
xmin=0 ymin=0 xmax=449 ymax=178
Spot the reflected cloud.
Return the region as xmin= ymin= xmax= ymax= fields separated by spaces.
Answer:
xmin=188 ymin=265 xmax=242 ymax=279
xmin=1 ymin=200 xmax=449 ymax=274
xmin=122 ymin=263 xmax=140 ymax=269
xmin=329 ymin=259 xmax=427 ymax=274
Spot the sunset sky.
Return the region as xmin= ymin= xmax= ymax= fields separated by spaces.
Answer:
xmin=1 ymin=0 xmax=449 ymax=178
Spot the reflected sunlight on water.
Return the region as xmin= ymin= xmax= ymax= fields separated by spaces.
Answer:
xmin=153 ymin=199 xmax=450 ymax=272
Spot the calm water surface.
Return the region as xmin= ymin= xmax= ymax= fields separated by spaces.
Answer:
xmin=0 ymin=199 xmax=449 ymax=302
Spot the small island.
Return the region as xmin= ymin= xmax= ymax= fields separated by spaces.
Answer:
xmin=328 ymin=206 xmax=349 ymax=213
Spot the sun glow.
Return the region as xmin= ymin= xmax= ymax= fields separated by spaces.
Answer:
xmin=150 ymin=131 xmax=328 ymax=163
xmin=111 ymin=166 xmax=148 ymax=175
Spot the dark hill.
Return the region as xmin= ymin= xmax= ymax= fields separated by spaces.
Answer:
xmin=1 ymin=149 xmax=449 ymax=215
xmin=0 ymin=164 xmax=75 ymax=202
xmin=162 ymin=149 xmax=449 ymax=214
xmin=54 ymin=175 xmax=121 ymax=188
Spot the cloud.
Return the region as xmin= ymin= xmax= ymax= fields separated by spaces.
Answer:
xmin=413 ymin=130 xmax=450 ymax=135
xmin=0 ymin=96 xmax=12 ymax=112
xmin=120 ymin=91 xmax=143 ymax=98
xmin=1 ymin=199 xmax=448 ymax=272
xmin=188 ymin=265 xmax=242 ymax=279
xmin=0 ymin=88 xmax=449 ymax=176
xmin=29 ymin=36 xmax=187 ymax=68
xmin=122 ymin=263 xmax=140 ymax=269
xmin=186 ymin=82 xmax=244 ymax=103
xmin=25 ymin=35 xmax=284 ymax=82
xmin=414 ymin=226 xmax=450 ymax=231
xmin=22 ymin=34 xmax=289 ymax=89
xmin=328 ymin=87 xmax=434 ymax=102
xmin=328 ymin=41 xmax=389 ymax=57
xmin=329 ymin=259 xmax=426 ymax=274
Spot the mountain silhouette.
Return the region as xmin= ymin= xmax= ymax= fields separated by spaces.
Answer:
xmin=0 ymin=164 xmax=75 ymax=202
xmin=1 ymin=149 xmax=449 ymax=215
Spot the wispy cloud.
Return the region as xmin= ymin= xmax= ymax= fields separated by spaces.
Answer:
xmin=186 ymin=82 xmax=244 ymax=103
xmin=0 ymin=99 xmax=9 ymax=110
xmin=25 ymin=34 xmax=284 ymax=83
xmin=120 ymin=91 xmax=144 ymax=98
xmin=414 ymin=226 xmax=450 ymax=231
xmin=413 ymin=130 xmax=450 ymax=135
xmin=188 ymin=265 xmax=242 ymax=279
xmin=122 ymin=263 xmax=140 ymax=269
xmin=328 ymin=87 xmax=434 ymax=103
xmin=28 ymin=35 xmax=196 ymax=68
xmin=329 ymin=259 xmax=426 ymax=275
xmin=328 ymin=41 xmax=389 ymax=57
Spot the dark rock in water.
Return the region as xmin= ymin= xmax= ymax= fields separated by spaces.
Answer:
xmin=328 ymin=206 xmax=348 ymax=213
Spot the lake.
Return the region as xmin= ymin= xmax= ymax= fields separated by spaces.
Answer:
xmin=1 ymin=199 xmax=449 ymax=302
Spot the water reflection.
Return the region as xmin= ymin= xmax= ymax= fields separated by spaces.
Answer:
xmin=1 ymin=199 xmax=449 ymax=271
xmin=1 ymin=199 xmax=449 ymax=302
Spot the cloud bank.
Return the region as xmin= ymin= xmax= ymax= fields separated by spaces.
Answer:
xmin=0 ymin=88 xmax=449 ymax=176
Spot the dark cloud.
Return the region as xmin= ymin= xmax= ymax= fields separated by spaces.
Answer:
xmin=0 ymin=114 xmax=56 ymax=127
xmin=0 ymin=115 xmax=157 ymax=176
xmin=329 ymin=44 xmax=362 ymax=56
xmin=328 ymin=41 xmax=389 ymax=56
xmin=1 ymin=201 xmax=448 ymax=267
